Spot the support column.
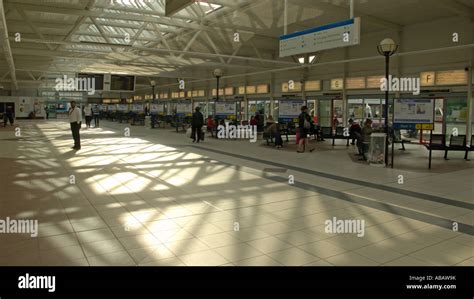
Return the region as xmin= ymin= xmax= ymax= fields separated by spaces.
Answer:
xmin=343 ymin=48 xmax=348 ymax=127
xmin=467 ymin=60 xmax=473 ymax=144
xmin=270 ymin=73 xmax=275 ymax=119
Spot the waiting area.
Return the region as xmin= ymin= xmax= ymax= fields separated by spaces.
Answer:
xmin=0 ymin=119 xmax=472 ymax=266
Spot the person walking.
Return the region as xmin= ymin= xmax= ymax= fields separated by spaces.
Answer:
xmin=44 ymin=106 xmax=49 ymax=120
xmin=69 ymin=101 xmax=82 ymax=150
xmin=84 ymin=104 xmax=92 ymax=128
xmin=297 ymin=106 xmax=315 ymax=153
xmin=191 ymin=107 xmax=204 ymax=143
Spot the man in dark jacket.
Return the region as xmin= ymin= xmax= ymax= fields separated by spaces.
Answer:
xmin=5 ymin=106 xmax=14 ymax=126
xmin=348 ymin=119 xmax=362 ymax=145
xmin=191 ymin=107 xmax=204 ymax=143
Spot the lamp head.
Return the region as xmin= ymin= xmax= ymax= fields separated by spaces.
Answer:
xmin=379 ymin=38 xmax=397 ymax=54
xmin=213 ymin=69 xmax=223 ymax=78
xmin=150 ymin=80 xmax=156 ymax=87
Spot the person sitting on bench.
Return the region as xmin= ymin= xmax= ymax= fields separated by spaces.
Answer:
xmin=357 ymin=119 xmax=372 ymax=160
xmin=348 ymin=118 xmax=362 ymax=145
xmin=206 ymin=116 xmax=216 ymax=137
xmin=264 ymin=121 xmax=283 ymax=149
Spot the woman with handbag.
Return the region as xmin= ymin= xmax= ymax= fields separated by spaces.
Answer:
xmin=297 ymin=106 xmax=315 ymax=153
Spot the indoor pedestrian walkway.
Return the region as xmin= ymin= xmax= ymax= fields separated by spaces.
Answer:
xmin=0 ymin=120 xmax=472 ymax=266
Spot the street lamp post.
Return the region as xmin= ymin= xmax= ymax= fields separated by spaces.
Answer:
xmin=213 ymin=68 xmax=223 ymax=100
xmin=150 ymin=80 xmax=157 ymax=116
xmin=151 ymin=80 xmax=156 ymax=101
xmin=377 ymin=38 xmax=398 ymax=167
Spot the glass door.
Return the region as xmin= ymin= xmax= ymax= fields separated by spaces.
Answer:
xmin=445 ymin=97 xmax=468 ymax=140
xmin=319 ymin=99 xmax=332 ymax=127
xmin=348 ymin=99 xmax=364 ymax=125
xmin=434 ymin=98 xmax=444 ymax=135
xmin=333 ymin=99 xmax=344 ymax=129
xmin=273 ymin=100 xmax=280 ymax=122
xmin=208 ymin=101 xmax=215 ymax=117
xmin=307 ymin=99 xmax=317 ymax=124
xmin=248 ymin=100 xmax=256 ymax=120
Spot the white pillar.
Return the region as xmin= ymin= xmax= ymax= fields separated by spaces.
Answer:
xmin=350 ymin=0 xmax=354 ymax=18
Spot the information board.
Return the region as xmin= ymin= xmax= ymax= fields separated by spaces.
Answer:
xmin=150 ymin=103 xmax=164 ymax=114
xmin=393 ymin=99 xmax=435 ymax=130
xmin=278 ymin=99 xmax=305 ymax=123
xmin=97 ymin=104 xmax=106 ymax=111
xmin=280 ymin=18 xmax=360 ymax=58
xmin=176 ymin=101 xmax=192 ymax=116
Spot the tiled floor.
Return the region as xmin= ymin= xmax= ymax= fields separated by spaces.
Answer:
xmin=0 ymin=120 xmax=472 ymax=266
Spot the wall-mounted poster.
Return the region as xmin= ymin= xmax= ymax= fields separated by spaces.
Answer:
xmin=278 ymin=99 xmax=304 ymax=123
xmin=215 ymin=101 xmax=237 ymax=120
xmin=150 ymin=103 xmax=164 ymax=114
xmin=132 ymin=104 xmax=144 ymax=112
xmin=216 ymin=102 xmax=236 ymax=116
xmin=176 ymin=101 xmax=192 ymax=117
xmin=393 ymin=99 xmax=434 ymax=130
xmin=107 ymin=104 xmax=116 ymax=111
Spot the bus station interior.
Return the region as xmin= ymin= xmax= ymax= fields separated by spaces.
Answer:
xmin=0 ymin=0 xmax=473 ymax=266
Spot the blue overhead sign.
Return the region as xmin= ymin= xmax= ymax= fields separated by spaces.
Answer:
xmin=279 ymin=18 xmax=360 ymax=57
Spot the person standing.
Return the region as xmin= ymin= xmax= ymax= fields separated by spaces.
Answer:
xmin=191 ymin=107 xmax=204 ymax=143
xmin=84 ymin=104 xmax=92 ymax=128
xmin=44 ymin=106 xmax=49 ymax=120
xmin=69 ymin=101 xmax=82 ymax=150
xmin=93 ymin=105 xmax=100 ymax=128
xmin=5 ymin=106 xmax=14 ymax=126
xmin=297 ymin=106 xmax=315 ymax=153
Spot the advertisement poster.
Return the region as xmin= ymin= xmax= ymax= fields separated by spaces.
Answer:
xmin=177 ymin=101 xmax=192 ymax=116
xmin=445 ymin=98 xmax=468 ymax=123
xmin=107 ymin=104 xmax=116 ymax=111
xmin=278 ymin=99 xmax=304 ymax=123
xmin=150 ymin=103 xmax=164 ymax=113
xmin=117 ymin=104 xmax=128 ymax=112
xmin=132 ymin=104 xmax=144 ymax=112
xmin=216 ymin=102 xmax=236 ymax=116
xmin=393 ymin=99 xmax=434 ymax=129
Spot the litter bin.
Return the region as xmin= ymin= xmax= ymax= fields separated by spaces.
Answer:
xmin=145 ymin=116 xmax=151 ymax=129
xmin=368 ymin=133 xmax=386 ymax=166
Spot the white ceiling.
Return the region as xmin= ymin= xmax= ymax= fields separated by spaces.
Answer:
xmin=0 ymin=0 xmax=472 ymax=90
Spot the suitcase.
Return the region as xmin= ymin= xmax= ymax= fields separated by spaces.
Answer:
xmin=200 ymin=130 xmax=205 ymax=141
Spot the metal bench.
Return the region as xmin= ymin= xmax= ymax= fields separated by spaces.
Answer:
xmin=425 ymin=133 xmax=446 ymax=169
xmin=464 ymin=135 xmax=474 ymax=161
xmin=392 ymin=129 xmax=411 ymax=150
xmin=444 ymin=134 xmax=467 ymax=160
xmin=320 ymin=127 xmax=349 ymax=146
